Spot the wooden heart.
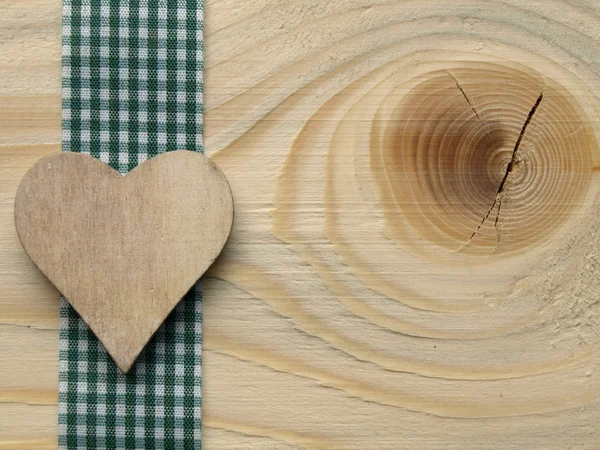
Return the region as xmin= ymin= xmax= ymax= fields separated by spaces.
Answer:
xmin=14 ymin=151 xmax=233 ymax=373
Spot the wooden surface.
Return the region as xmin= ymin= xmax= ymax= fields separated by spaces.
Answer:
xmin=3 ymin=0 xmax=600 ymax=448
xmin=14 ymin=151 xmax=233 ymax=373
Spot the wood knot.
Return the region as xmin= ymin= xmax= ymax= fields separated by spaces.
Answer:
xmin=372 ymin=65 xmax=597 ymax=257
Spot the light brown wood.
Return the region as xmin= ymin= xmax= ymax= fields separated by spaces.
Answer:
xmin=3 ymin=0 xmax=600 ymax=448
xmin=14 ymin=151 xmax=233 ymax=372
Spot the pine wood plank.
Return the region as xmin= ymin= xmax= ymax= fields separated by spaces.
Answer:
xmin=2 ymin=0 xmax=600 ymax=448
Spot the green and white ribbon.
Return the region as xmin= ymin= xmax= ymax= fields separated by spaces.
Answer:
xmin=59 ymin=1 xmax=203 ymax=448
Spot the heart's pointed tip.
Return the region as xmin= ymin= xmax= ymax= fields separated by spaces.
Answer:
xmin=115 ymin=356 xmax=135 ymax=374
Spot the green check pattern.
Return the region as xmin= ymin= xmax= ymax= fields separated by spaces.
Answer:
xmin=59 ymin=1 xmax=203 ymax=448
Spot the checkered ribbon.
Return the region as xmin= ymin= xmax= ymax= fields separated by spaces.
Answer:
xmin=59 ymin=1 xmax=203 ymax=448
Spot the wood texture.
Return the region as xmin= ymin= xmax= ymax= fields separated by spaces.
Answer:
xmin=3 ymin=0 xmax=600 ymax=448
xmin=14 ymin=151 xmax=233 ymax=372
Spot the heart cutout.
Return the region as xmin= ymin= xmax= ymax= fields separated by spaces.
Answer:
xmin=15 ymin=151 xmax=233 ymax=372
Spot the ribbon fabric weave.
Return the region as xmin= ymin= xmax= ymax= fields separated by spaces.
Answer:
xmin=59 ymin=1 xmax=204 ymax=448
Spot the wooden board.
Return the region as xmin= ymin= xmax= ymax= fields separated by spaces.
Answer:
xmin=14 ymin=151 xmax=233 ymax=373
xmin=2 ymin=0 xmax=600 ymax=448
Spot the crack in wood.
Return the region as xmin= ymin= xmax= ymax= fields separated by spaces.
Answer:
xmin=460 ymin=90 xmax=544 ymax=250
xmin=448 ymin=72 xmax=482 ymax=122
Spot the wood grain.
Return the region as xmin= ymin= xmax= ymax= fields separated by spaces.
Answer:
xmin=14 ymin=151 xmax=233 ymax=373
xmin=3 ymin=0 xmax=600 ymax=448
